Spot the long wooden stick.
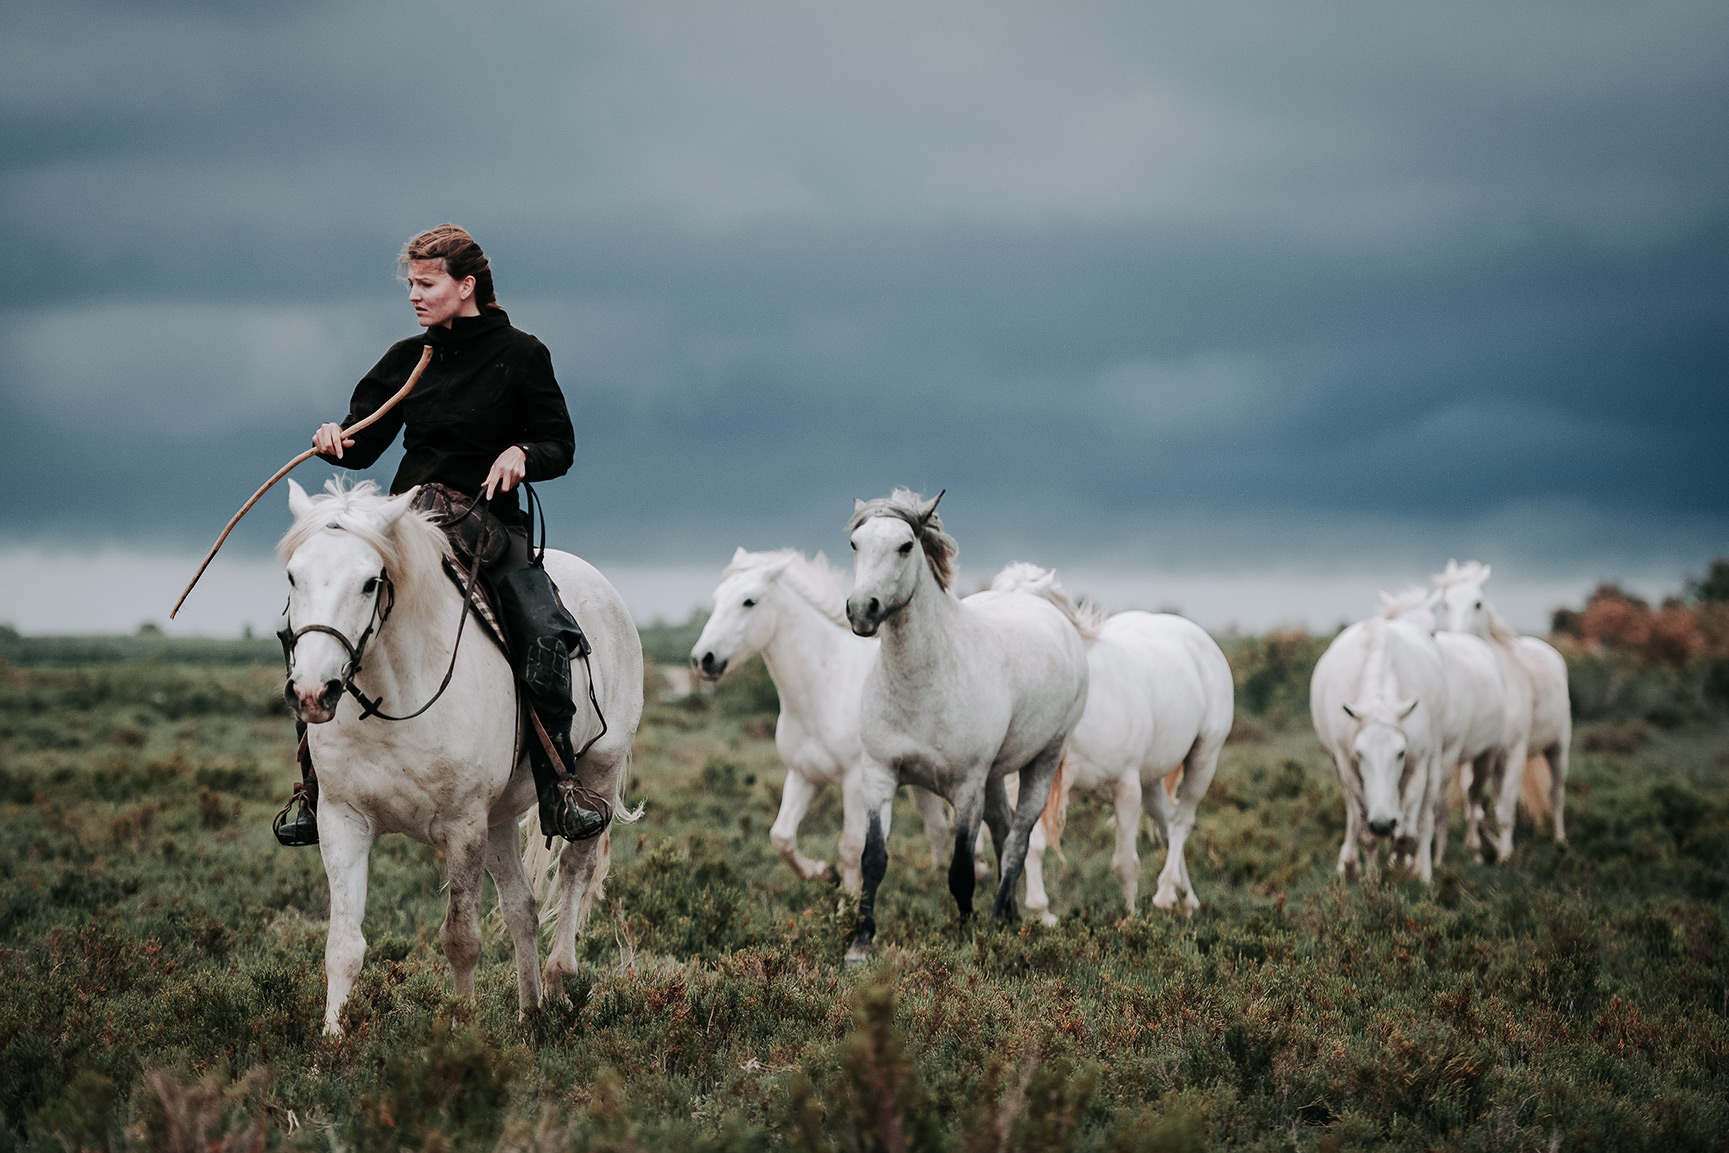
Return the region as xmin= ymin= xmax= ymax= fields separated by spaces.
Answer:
xmin=170 ymin=344 xmax=434 ymax=619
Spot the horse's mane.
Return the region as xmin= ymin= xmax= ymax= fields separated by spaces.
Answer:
xmin=278 ymin=479 xmax=452 ymax=609
xmin=848 ymin=488 xmax=958 ymax=592
xmin=989 ymin=562 xmax=1106 ymax=642
xmin=723 ymin=548 xmax=849 ymax=627
xmin=1377 ymin=586 xmax=1434 ymax=622
xmin=1431 ymin=558 xmax=1521 ymax=645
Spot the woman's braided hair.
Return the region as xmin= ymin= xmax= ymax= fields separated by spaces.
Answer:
xmin=400 ymin=224 xmax=499 ymax=309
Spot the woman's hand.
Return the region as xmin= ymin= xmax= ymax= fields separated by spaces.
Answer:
xmin=313 ymin=422 xmax=353 ymax=459
xmin=483 ymin=445 xmax=528 ymax=498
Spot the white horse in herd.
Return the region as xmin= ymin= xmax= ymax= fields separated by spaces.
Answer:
xmin=1310 ymin=614 xmax=1447 ymax=880
xmin=1377 ymin=588 xmax=1506 ymax=866
xmin=688 ymin=547 xmax=953 ymax=889
xmin=845 ymin=490 xmax=1088 ymax=960
xmin=989 ymin=566 xmax=1233 ymax=921
xmin=1433 ymin=560 xmax=1571 ymax=862
xmin=280 ymin=479 xmax=641 ymax=1032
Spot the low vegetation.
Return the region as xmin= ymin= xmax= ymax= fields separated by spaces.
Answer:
xmin=2 ymin=577 xmax=1726 ymax=1150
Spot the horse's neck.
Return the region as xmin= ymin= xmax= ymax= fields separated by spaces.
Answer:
xmin=367 ymin=571 xmax=465 ymax=701
xmin=759 ymin=592 xmax=856 ymax=726
xmin=1358 ymin=620 xmax=1397 ymax=705
xmin=1471 ymin=597 xmax=1517 ymax=654
xmin=877 ymin=563 xmax=964 ymax=686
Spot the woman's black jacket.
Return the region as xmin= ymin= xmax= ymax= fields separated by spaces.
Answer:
xmin=318 ymin=309 xmax=574 ymax=524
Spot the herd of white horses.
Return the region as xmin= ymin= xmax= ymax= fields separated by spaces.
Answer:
xmin=276 ymin=480 xmax=1569 ymax=1032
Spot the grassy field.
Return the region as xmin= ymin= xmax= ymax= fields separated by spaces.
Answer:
xmin=0 ymin=636 xmax=1725 ymax=1151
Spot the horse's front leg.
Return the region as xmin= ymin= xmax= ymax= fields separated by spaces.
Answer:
xmin=991 ymin=737 xmax=1065 ymax=922
xmin=484 ymin=815 xmax=542 ymax=1012
xmin=846 ymin=759 xmax=899 ymax=964
xmin=318 ymin=802 xmax=376 ymax=1035
xmin=946 ymin=777 xmax=988 ymax=920
xmin=1111 ymin=771 xmax=1144 ymax=914
xmin=769 ymin=769 xmax=833 ymax=883
xmin=440 ymin=822 xmax=490 ymax=998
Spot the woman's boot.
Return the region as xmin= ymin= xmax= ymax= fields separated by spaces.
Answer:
xmin=273 ymin=723 xmax=321 ymax=846
xmin=500 ymin=564 xmax=607 ymax=843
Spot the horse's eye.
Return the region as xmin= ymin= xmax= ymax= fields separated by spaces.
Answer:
xmin=1474 ymin=601 xmax=1482 ymax=610
xmin=850 ymin=541 xmax=857 ymax=551
xmin=898 ymin=541 xmax=914 ymax=555
xmin=286 ymin=573 xmax=296 ymax=587
xmin=363 ymin=578 xmax=379 ymax=594
xmin=743 ymin=598 xmax=756 ymax=608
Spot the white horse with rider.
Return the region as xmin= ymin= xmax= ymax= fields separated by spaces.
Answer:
xmin=989 ymin=566 xmax=1233 ymax=922
xmin=1432 ymin=560 xmax=1571 ymax=862
xmin=845 ymin=490 xmax=1089 ymax=961
xmin=280 ymin=479 xmax=641 ymax=1032
xmin=1311 ymin=612 xmax=1448 ymax=880
xmin=1378 ymin=588 xmax=1507 ymax=866
xmin=689 ymin=547 xmax=952 ymax=890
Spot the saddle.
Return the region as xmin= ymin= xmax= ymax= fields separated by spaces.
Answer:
xmin=412 ymin=483 xmax=512 ymax=658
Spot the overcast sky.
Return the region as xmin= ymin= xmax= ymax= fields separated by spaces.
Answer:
xmin=2 ymin=1 xmax=1725 ymax=632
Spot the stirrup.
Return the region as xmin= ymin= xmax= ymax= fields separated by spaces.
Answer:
xmin=540 ymin=777 xmax=609 ymax=845
xmin=273 ymin=783 xmax=319 ymax=847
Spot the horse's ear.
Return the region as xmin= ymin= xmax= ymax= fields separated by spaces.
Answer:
xmin=732 ymin=546 xmax=749 ymax=564
xmin=1478 ymin=564 xmax=1491 ymax=583
xmin=853 ymin=498 xmax=869 ymax=515
xmin=921 ymin=489 xmax=946 ymax=523
xmin=1342 ymin=702 xmax=1362 ymax=721
xmin=379 ymin=487 xmax=418 ymax=528
xmin=1396 ymin=698 xmax=1419 ymax=719
xmin=287 ymin=478 xmax=315 ymax=520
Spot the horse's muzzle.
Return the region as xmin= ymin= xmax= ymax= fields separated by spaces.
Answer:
xmin=1367 ymin=816 xmax=1398 ymax=838
xmin=288 ymin=678 xmax=343 ymax=724
xmin=846 ymin=596 xmax=883 ymax=637
xmin=694 ymin=651 xmax=728 ymax=680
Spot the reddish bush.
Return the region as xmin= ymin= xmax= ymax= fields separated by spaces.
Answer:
xmin=1580 ymin=585 xmax=1652 ymax=651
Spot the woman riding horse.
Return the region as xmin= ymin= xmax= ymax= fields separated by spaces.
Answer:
xmin=276 ymin=223 xmax=605 ymax=846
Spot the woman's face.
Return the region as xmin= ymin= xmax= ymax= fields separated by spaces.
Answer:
xmin=405 ymin=259 xmax=478 ymax=328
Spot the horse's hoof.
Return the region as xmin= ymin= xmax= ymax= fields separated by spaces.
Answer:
xmin=843 ymin=937 xmax=873 ymax=966
xmin=1038 ymin=910 xmax=1058 ymax=927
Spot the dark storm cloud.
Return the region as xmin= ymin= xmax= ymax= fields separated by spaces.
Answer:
xmin=2 ymin=0 xmax=1725 ymax=575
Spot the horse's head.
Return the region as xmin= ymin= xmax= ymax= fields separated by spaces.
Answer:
xmin=1433 ymin=559 xmax=1492 ymax=637
xmin=1341 ymin=697 xmax=1421 ymax=838
xmin=844 ymin=490 xmax=951 ymax=637
xmin=280 ymin=479 xmax=420 ymax=723
xmin=691 ymin=548 xmax=795 ymax=679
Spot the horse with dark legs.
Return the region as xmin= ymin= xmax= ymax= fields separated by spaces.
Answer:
xmin=689 ymin=548 xmax=953 ymax=890
xmin=843 ymin=490 xmax=1089 ymax=962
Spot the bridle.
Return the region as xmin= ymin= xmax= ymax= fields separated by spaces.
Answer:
xmin=279 ymin=519 xmax=485 ymax=724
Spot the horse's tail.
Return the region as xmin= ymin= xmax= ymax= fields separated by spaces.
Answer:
xmin=612 ymin=744 xmax=646 ymax=826
xmin=1520 ymin=754 xmax=1553 ymax=827
xmin=519 ymin=747 xmax=643 ymax=936
xmin=1040 ymin=753 xmax=1068 ymax=862
xmin=990 ymin=562 xmax=1107 ymax=642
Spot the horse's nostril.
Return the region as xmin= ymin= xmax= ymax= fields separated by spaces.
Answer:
xmin=320 ymin=680 xmax=343 ymax=707
xmin=700 ymin=652 xmax=715 ymax=672
xmin=1368 ymin=818 xmax=1397 ymax=837
xmin=868 ymin=597 xmax=881 ymax=617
